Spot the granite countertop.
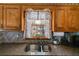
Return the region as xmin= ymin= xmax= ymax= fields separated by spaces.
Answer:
xmin=2 ymin=38 xmax=53 ymax=44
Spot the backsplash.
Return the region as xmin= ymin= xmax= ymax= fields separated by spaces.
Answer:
xmin=0 ymin=31 xmax=24 ymax=42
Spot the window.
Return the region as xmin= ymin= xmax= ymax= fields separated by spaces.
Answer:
xmin=24 ymin=9 xmax=51 ymax=39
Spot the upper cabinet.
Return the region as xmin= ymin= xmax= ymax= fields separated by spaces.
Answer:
xmin=67 ymin=7 xmax=79 ymax=32
xmin=54 ymin=7 xmax=65 ymax=32
xmin=0 ymin=5 xmax=3 ymax=28
xmin=4 ymin=5 xmax=21 ymax=31
xmin=54 ymin=6 xmax=79 ymax=32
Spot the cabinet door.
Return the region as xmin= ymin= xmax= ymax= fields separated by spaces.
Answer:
xmin=4 ymin=5 xmax=21 ymax=30
xmin=54 ymin=8 xmax=65 ymax=32
xmin=0 ymin=5 xmax=3 ymax=28
xmin=67 ymin=7 xmax=79 ymax=32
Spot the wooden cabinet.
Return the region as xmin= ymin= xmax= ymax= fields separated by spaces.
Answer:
xmin=0 ymin=5 xmax=3 ymax=28
xmin=4 ymin=5 xmax=21 ymax=30
xmin=54 ymin=7 xmax=65 ymax=32
xmin=54 ymin=7 xmax=79 ymax=32
xmin=66 ymin=7 xmax=79 ymax=32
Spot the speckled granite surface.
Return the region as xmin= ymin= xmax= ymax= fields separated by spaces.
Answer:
xmin=0 ymin=43 xmax=78 ymax=56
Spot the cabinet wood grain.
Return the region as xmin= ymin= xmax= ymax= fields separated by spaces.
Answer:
xmin=54 ymin=7 xmax=65 ymax=32
xmin=4 ymin=5 xmax=21 ymax=30
xmin=0 ymin=5 xmax=3 ymax=28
